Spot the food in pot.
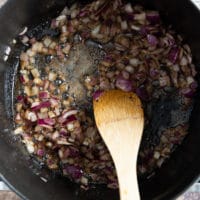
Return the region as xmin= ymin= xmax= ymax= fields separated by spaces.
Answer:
xmin=14 ymin=0 xmax=198 ymax=189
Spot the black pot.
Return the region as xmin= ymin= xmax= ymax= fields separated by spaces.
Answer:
xmin=0 ymin=0 xmax=200 ymax=199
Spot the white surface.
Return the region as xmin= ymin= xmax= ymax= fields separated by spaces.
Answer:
xmin=0 ymin=182 xmax=9 ymax=190
xmin=176 ymin=182 xmax=200 ymax=200
xmin=0 ymin=180 xmax=200 ymax=200
xmin=191 ymin=0 xmax=200 ymax=9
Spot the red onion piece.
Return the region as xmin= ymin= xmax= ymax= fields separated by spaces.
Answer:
xmin=147 ymin=34 xmax=158 ymax=46
xmin=134 ymin=72 xmax=146 ymax=83
xmin=161 ymin=37 xmax=175 ymax=47
xmin=93 ymin=90 xmax=103 ymax=101
xmin=79 ymin=10 xmax=89 ymax=17
xmin=168 ymin=46 xmax=179 ymax=64
xmin=103 ymin=55 xmax=113 ymax=62
xmin=164 ymin=37 xmax=175 ymax=47
xmin=62 ymin=110 xmax=78 ymax=119
xmin=64 ymin=165 xmax=83 ymax=179
xmin=58 ymin=110 xmax=78 ymax=124
xmin=190 ymin=81 xmax=198 ymax=89
xmin=38 ymin=118 xmax=55 ymax=129
xmin=17 ymin=95 xmax=29 ymax=105
xmin=43 ymin=118 xmax=55 ymax=125
xmin=37 ymin=149 xmax=45 ymax=156
xmin=37 ymin=123 xmax=52 ymax=129
xmin=150 ymin=68 xmax=159 ymax=78
xmin=51 ymin=19 xmax=57 ymax=29
xmin=19 ymin=75 xmax=25 ymax=83
xmin=63 ymin=115 xmax=77 ymax=125
xmin=146 ymin=12 xmax=160 ymax=24
xmin=17 ymin=95 xmax=24 ymax=102
xmin=38 ymin=118 xmax=55 ymax=125
xmin=140 ymin=26 xmax=149 ymax=36
xmin=116 ymin=76 xmax=132 ymax=92
xmin=168 ymin=38 xmax=175 ymax=46
xmin=60 ymin=129 xmax=68 ymax=136
xmin=31 ymin=101 xmax=51 ymax=111
xmin=181 ymin=88 xmax=195 ymax=98
xmin=39 ymin=91 xmax=49 ymax=99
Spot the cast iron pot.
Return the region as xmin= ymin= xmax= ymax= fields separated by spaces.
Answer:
xmin=0 ymin=0 xmax=200 ymax=199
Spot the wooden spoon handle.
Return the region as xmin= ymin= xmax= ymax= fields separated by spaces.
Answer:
xmin=114 ymin=126 xmax=140 ymax=200
xmin=117 ymin=162 xmax=140 ymax=200
xmin=105 ymin=119 xmax=142 ymax=200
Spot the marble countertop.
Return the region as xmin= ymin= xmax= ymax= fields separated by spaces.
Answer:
xmin=0 ymin=181 xmax=200 ymax=200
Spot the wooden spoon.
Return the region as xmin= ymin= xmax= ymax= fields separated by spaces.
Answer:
xmin=93 ymin=90 xmax=144 ymax=200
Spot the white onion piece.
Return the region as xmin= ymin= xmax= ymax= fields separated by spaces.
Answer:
xmin=124 ymin=3 xmax=133 ymax=13
xmin=48 ymin=72 xmax=57 ymax=81
xmin=131 ymin=25 xmax=140 ymax=31
xmin=19 ymin=27 xmax=28 ymax=36
xmin=134 ymin=13 xmax=146 ymax=21
xmin=26 ymin=143 xmax=35 ymax=153
xmin=121 ymin=21 xmax=128 ymax=30
xmin=14 ymin=127 xmax=24 ymax=135
xmin=187 ymin=76 xmax=195 ymax=85
xmin=56 ymin=15 xmax=66 ymax=22
xmin=31 ymin=68 xmax=40 ymax=78
xmin=26 ymin=111 xmax=37 ymax=122
xmin=92 ymin=25 xmax=101 ymax=36
xmin=43 ymin=37 xmax=52 ymax=47
xmin=129 ymin=58 xmax=140 ymax=66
